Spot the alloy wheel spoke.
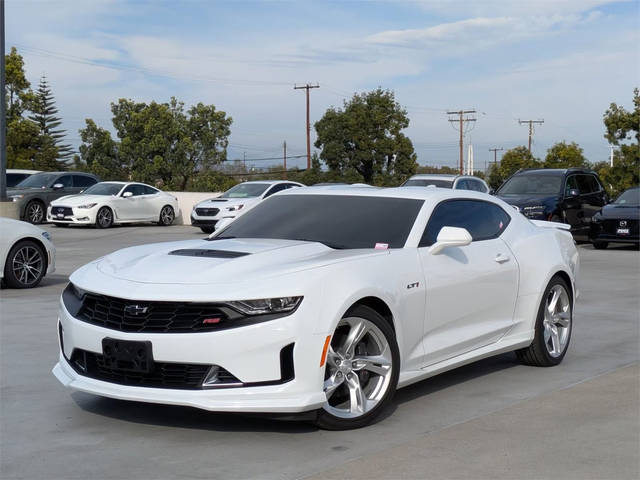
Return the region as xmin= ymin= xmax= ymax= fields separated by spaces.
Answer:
xmin=548 ymin=288 xmax=560 ymax=315
xmin=346 ymin=373 xmax=366 ymax=415
xmin=554 ymin=311 xmax=570 ymax=327
xmin=342 ymin=320 xmax=368 ymax=357
xmin=352 ymin=354 xmax=392 ymax=377
xmin=550 ymin=325 xmax=561 ymax=355
xmin=323 ymin=372 xmax=345 ymax=399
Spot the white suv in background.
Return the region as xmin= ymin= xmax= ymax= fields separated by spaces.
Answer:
xmin=190 ymin=180 xmax=304 ymax=233
xmin=402 ymin=174 xmax=490 ymax=193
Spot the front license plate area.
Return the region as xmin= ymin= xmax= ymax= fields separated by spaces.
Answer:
xmin=617 ymin=228 xmax=630 ymax=235
xmin=57 ymin=213 xmax=64 ymax=218
xmin=102 ymin=338 xmax=153 ymax=373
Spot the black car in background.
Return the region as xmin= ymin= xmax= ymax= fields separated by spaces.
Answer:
xmin=496 ymin=168 xmax=608 ymax=238
xmin=589 ymin=186 xmax=639 ymax=249
xmin=7 ymin=171 xmax=100 ymax=224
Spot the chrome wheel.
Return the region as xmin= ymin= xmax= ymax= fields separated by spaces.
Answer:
xmin=97 ymin=208 xmax=112 ymax=228
xmin=27 ymin=202 xmax=44 ymax=224
xmin=160 ymin=206 xmax=174 ymax=225
xmin=11 ymin=245 xmax=44 ymax=286
xmin=323 ymin=317 xmax=394 ymax=419
xmin=543 ymin=284 xmax=571 ymax=358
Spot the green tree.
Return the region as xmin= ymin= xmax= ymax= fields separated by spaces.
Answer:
xmin=544 ymin=141 xmax=588 ymax=168
xmin=314 ymin=88 xmax=418 ymax=184
xmin=29 ymin=75 xmax=73 ymax=169
xmin=598 ymin=88 xmax=640 ymax=196
xmin=80 ymin=97 xmax=232 ymax=190
xmin=4 ymin=47 xmax=39 ymax=169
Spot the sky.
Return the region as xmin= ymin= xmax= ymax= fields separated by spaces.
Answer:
xmin=6 ymin=0 xmax=640 ymax=171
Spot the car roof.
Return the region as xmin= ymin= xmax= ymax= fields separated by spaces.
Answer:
xmin=517 ymin=168 xmax=594 ymax=175
xmin=239 ymin=180 xmax=301 ymax=185
xmin=408 ymin=174 xmax=457 ymax=180
xmin=7 ymin=169 xmax=40 ymax=174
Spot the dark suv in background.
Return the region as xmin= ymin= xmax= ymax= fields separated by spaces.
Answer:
xmin=496 ymin=168 xmax=608 ymax=237
xmin=7 ymin=171 xmax=100 ymax=224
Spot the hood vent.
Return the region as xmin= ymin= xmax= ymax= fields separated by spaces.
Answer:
xmin=208 ymin=199 xmax=228 ymax=202
xmin=168 ymin=249 xmax=250 ymax=259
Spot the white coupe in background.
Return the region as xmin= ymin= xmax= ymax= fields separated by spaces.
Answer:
xmin=190 ymin=180 xmax=304 ymax=233
xmin=1 ymin=217 xmax=55 ymax=288
xmin=53 ymin=187 xmax=578 ymax=429
xmin=48 ymin=182 xmax=180 ymax=228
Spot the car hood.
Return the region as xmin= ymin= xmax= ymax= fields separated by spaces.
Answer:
xmin=51 ymin=194 xmax=108 ymax=206
xmin=497 ymin=194 xmax=559 ymax=209
xmin=598 ymin=204 xmax=640 ymax=220
xmin=194 ymin=197 xmax=260 ymax=208
xmin=6 ymin=187 xmax=50 ymax=196
xmin=87 ymin=238 xmax=387 ymax=285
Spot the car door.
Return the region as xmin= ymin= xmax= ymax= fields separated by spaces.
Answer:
xmin=578 ymin=174 xmax=607 ymax=230
xmin=118 ymin=184 xmax=147 ymax=220
xmin=141 ymin=185 xmax=163 ymax=219
xmin=562 ymin=175 xmax=583 ymax=231
xmin=417 ymin=199 xmax=518 ymax=366
xmin=47 ymin=174 xmax=74 ymax=204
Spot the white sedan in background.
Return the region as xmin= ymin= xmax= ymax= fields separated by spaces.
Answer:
xmin=190 ymin=180 xmax=304 ymax=233
xmin=54 ymin=187 xmax=578 ymax=429
xmin=1 ymin=217 xmax=55 ymax=288
xmin=48 ymin=182 xmax=180 ymax=228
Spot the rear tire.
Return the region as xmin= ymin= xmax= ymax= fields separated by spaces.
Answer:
xmin=158 ymin=205 xmax=175 ymax=226
xmin=25 ymin=200 xmax=45 ymax=224
xmin=593 ymin=241 xmax=608 ymax=250
xmin=3 ymin=240 xmax=46 ymax=288
xmin=96 ymin=207 xmax=113 ymax=229
xmin=516 ymin=276 xmax=572 ymax=367
xmin=315 ymin=305 xmax=399 ymax=430
xmin=200 ymin=226 xmax=215 ymax=234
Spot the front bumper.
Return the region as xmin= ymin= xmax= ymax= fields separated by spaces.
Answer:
xmin=190 ymin=211 xmax=236 ymax=229
xmin=53 ymin=298 xmax=328 ymax=413
xmin=47 ymin=205 xmax=97 ymax=224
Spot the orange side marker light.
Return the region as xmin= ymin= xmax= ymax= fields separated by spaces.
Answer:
xmin=319 ymin=335 xmax=332 ymax=367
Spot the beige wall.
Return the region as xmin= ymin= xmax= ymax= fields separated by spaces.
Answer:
xmin=167 ymin=191 xmax=221 ymax=225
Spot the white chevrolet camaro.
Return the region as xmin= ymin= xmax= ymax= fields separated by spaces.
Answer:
xmin=48 ymin=181 xmax=180 ymax=228
xmin=53 ymin=187 xmax=579 ymax=429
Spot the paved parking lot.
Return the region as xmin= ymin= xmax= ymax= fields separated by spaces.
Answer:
xmin=1 ymin=224 xmax=638 ymax=479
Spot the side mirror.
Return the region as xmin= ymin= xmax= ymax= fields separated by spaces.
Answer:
xmin=52 ymin=183 xmax=64 ymax=190
xmin=567 ymin=189 xmax=580 ymax=198
xmin=489 ymin=188 xmax=495 ymax=195
xmin=122 ymin=191 xmax=133 ymax=198
xmin=429 ymin=227 xmax=472 ymax=255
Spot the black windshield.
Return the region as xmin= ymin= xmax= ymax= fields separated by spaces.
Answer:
xmin=220 ymin=183 xmax=269 ymax=198
xmin=403 ymin=179 xmax=453 ymax=188
xmin=82 ymin=183 xmax=123 ymax=195
xmin=614 ymin=188 xmax=639 ymax=205
xmin=215 ymin=194 xmax=424 ymax=249
xmin=15 ymin=172 xmax=58 ymax=188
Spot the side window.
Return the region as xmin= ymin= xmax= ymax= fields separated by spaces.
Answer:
xmin=143 ymin=185 xmax=159 ymax=195
xmin=576 ymin=175 xmax=595 ymax=194
xmin=565 ymin=176 xmax=579 ymax=195
xmin=587 ymin=175 xmax=601 ymax=192
xmin=286 ymin=183 xmax=301 ymax=190
xmin=73 ymin=175 xmax=97 ymax=188
xmin=264 ymin=184 xmax=286 ymax=198
xmin=122 ymin=184 xmax=145 ymax=197
xmin=454 ymin=179 xmax=469 ymax=190
xmin=57 ymin=175 xmax=73 ymax=188
xmin=420 ymin=200 xmax=511 ymax=247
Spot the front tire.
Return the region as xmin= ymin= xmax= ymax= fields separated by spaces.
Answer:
xmin=96 ymin=207 xmax=113 ymax=229
xmin=315 ymin=305 xmax=399 ymax=430
xmin=200 ymin=226 xmax=215 ymax=234
xmin=158 ymin=205 xmax=175 ymax=226
xmin=3 ymin=240 xmax=46 ymax=288
xmin=25 ymin=200 xmax=45 ymax=224
xmin=516 ymin=276 xmax=572 ymax=366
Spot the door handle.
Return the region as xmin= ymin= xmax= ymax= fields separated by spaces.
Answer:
xmin=495 ymin=253 xmax=510 ymax=264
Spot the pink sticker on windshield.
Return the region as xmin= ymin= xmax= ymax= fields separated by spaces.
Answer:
xmin=375 ymin=243 xmax=389 ymax=250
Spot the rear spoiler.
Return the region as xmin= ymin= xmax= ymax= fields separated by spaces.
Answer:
xmin=531 ymin=220 xmax=571 ymax=231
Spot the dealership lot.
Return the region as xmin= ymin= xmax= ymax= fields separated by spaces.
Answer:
xmin=1 ymin=225 xmax=638 ymax=479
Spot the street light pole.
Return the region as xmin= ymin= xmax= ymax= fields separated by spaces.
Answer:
xmin=0 ymin=0 xmax=7 ymax=201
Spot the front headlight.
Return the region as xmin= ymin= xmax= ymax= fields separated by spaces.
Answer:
xmin=77 ymin=203 xmax=98 ymax=209
xmin=229 ymin=297 xmax=302 ymax=315
xmin=226 ymin=204 xmax=244 ymax=212
xmin=41 ymin=231 xmax=51 ymax=241
xmin=10 ymin=195 xmax=24 ymax=202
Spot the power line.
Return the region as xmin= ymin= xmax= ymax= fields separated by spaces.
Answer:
xmin=488 ymin=147 xmax=504 ymax=166
xmin=518 ymin=119 xmax=544 ymax=152
xmin=294 ymin=83 xmax=319 ymax=169
xmin=447 ymin=110 xmax=476 ymax=174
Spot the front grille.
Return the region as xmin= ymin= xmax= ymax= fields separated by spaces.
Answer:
xmin=69 ymin=349 xmax=239 ymax=390
xmin=602 ymin=219 xmax=639 ymax=235
xmin=77 ymin=294 xmax=235 ymax=333
xmin=52 ymin=206 xmax=73 ymax=216
xmin=195 ymin=207 xmax=219 ymax=216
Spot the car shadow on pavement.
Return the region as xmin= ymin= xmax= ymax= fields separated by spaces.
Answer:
xmin=39 ymin=273 xmax=69 ymax=287
xmin=70 ymin=391 xmax=318 ymax=433
xmin=70 ymin=352 xmax=519 ymax=432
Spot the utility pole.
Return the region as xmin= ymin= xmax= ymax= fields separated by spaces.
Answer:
xmin=489 ymin=147 xmax=503 ymax=167
xmin=294 ymin=83 xmax=319 ymax=169
xmin=283 ymin=141 xmax=287 ymax=179
xmin=0 ymin=0 xmax=7 ymax=201
xmin=518 ymin=119 xmax=544 ymax=152
xmin=447 ymin=110 xmax=476 ymax=174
